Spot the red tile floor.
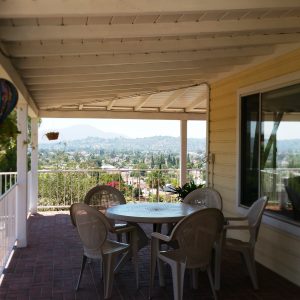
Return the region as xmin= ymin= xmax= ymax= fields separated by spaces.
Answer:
xmin=0 ymin=211 xmax=299 ymax=300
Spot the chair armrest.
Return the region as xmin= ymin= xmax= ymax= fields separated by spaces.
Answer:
xmin=151 ymin=232 xmax=171 ymax=242
xmin=111 ymin=225 xmax=136 ymax=234
xmin=224 ymin=224 xmax=250 ymax=230
xmin=225 ymin=216 xmax=247 ymax=221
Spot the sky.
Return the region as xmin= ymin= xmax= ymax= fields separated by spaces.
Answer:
xmin=39 ymin=118 xmax=207 ymax=139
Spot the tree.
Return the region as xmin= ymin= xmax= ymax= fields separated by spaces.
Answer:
xmin=0 ymin=111 xmax=18 ymax=172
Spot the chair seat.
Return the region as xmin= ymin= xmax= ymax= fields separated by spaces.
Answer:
xmin=84 ymin=240 xmax=129 ymax=259
xmin=159 ymin=249 xmax=208 ymax=269
xmin=226 ymin=238 xmax=251 ymax=250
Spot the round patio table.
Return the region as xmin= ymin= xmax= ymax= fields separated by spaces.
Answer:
xmin=106 ymin=202 xmax=201 ymax=224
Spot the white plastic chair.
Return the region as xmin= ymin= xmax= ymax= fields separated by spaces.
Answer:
xmin=150 ymin=208 xmax=224 ymax=300
xmin=83 ymin=185 xmax=148 ymax=249
xmin=183 ymin=187 xmax=223 ymax=210
xmin=71 ymin=203 xmax=139 ymax=299
xmin=224 ymin=196 xmax=268 ymax=290
xmin=183 ymin=187 xmax=223 ymax=290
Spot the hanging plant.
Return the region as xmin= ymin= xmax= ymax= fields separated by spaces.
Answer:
xmin=46 ymin=131 xmax=59 ymax=140
xmin=0 ymin=78 xmax=19 ymax=125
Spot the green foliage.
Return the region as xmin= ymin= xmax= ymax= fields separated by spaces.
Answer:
xmin=168 ymin=180 xmax=204 ymax=200
xmin=0 ymin=111 xmax=19 ymax=172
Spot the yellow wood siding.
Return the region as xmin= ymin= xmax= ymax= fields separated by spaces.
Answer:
xmin=209 ymin=48 xmax=300 ymax=286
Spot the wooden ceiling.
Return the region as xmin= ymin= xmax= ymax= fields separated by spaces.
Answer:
xmin=1 ymin=1 xmax=300 ymax=119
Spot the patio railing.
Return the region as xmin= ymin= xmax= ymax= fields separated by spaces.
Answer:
xmin=38 ymin=168 xmax=205 ymax=209
xmin=0 ymin=184 xmax=17 ymax=274
xmin=0 ymin=172 xmax=17 ymax=196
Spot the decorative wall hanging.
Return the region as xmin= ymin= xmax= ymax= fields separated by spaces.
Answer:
xmin=0 ymin=78 xmax=18 ymax=125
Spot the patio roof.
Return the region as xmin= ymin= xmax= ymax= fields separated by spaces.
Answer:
xmin=1 ymin=1 xmax=300 ymax=119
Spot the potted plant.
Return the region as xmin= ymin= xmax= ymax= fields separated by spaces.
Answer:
xmin=168 ymin=180 xmax=204 ymax=200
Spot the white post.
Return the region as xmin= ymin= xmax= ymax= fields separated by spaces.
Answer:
xmin=180 ymin=120 xmax=187 ymax=186
xmin=16 ymin=103 xmax=28 ymax=248
xmin=30 ymin=118 xmax=38 ymax=214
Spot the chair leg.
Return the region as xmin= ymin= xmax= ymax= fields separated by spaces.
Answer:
xmin=170 ymin=261 xmax=186 ymax=300
xmin=103 ymin=253 xmax=117 ymax=299
xmin=243 ymin=250 xmax=259 ymax=290
xmin=131 ymin=230 xmax=139 ymax=289
xmin=191 ymin=269 xmax=199 ymax=289
xmin=76 ymin=255 xmax=87 ymax=290
xmin=214 ymin=239 xmax=222 ymax=290
xmin=207 ymin=265 xmax=218 ymax=300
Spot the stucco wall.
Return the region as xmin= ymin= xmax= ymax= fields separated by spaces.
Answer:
xmin=209 ymin=49 xmax=300 ymax=286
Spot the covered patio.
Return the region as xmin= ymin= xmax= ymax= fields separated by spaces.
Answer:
xmin=1 ymin=1 xmax=300 ymax=299
xmin=1 ymin=212 xmax=300 ymax=300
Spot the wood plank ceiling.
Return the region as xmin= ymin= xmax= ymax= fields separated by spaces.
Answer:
xmin=0 ymin=1 xmax=300 ymax=119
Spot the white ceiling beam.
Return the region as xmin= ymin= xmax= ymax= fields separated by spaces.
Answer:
xmin=0 ymin=51 xmax=38 ymax=117
xmin=27 ymin=79 xmax=197 ymax=92
xmin=12 ymin=46 xmax=274 ymax=68
xmin=25 ymin=64 xmax=235 ymax=84
xmin=24 ymin=66 xmax=225 ymax=85
xmin=2 ymin=19 xmax=300 ymax=41
xmin=107 ymin=100 xmax=116 ymax=110
xmin=6 ymin=33 xmax=299 ymax=57
xmin=20 ymin=57 xmax=250 ymax=77
xmin=1 ymin=0 xmax=300 ymax=18
xmin=39 ymin=109 xmax=206 ymax=121
xmin=185 ymin=96 xmax=207 ymax=112
xmin=160 ymin=89 xmax=187 ymax=111
xmin=134 ymin=95 xmax=151 ymax=111
xmin=30 ymin=81 xmax=197 ymax=97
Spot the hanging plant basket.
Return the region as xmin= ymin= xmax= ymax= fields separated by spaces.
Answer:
xmin=46 ymin=131 xmax=59 ymax=140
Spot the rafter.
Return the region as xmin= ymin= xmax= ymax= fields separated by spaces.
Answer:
xmin=1 ymin=0 xmax=300 ymax=18
xmin=39 ymin=109 xmax=206 ymax=121
xmin=6 ymin=33 xmax=300 ymax=57
xmin=12 ymin=46 xmax=274 ymax=69
xmin=2 ymin=18 xmax=300 ymax=41
xmin=160 ymin=89 xmax=187 ymax=111
xmin=134 ymin=95 xmax=151 ymax=111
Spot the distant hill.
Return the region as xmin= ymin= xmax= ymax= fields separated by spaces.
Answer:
xmin=40 ymin=135 xmax=206 ymax=153
xmin=39 ymin=124 xmax=125 ymax=142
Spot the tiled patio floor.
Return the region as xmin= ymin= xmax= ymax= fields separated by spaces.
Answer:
xmin=0 ymin=212 xmax=299 ymax=300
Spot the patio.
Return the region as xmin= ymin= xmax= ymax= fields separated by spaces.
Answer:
xmin=0 ymin=211 xmax=299 ymax=300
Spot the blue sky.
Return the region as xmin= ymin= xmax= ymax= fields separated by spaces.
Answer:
xmin=40 ymin=118 xmax=206 ymax=139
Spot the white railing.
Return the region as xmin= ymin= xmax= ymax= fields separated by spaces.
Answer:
xmin=0 ymin=184 xmax=17 ymax=274
xmin=38 ymin=168 xmax=205 ymax=209
xmin=0 ymin=172 xmax=17 ymax=196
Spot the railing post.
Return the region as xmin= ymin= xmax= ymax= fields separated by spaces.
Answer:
xmin=180 ymin=120 xmax=187 ymax=186
xmin=30 ymin=117 xmax=38 ymax=214
xmin=16 ymin=103 xmax=28 ymax=248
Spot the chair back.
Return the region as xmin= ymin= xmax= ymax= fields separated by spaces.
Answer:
xmin=71 ymin=203 xmax=111 ymax=258
xmin=84 ymin=185 xmax=126 ymax=213
xmin=246 ymin=196 xmax=268 ymax=244
xmin=183 ymin=187 xmax=223 ymax=210
xmin=171 ymin=208 xmax=224 ymax=268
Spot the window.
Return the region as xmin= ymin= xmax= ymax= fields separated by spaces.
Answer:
xmin=240 ymin=83 xmax=300 ymax=223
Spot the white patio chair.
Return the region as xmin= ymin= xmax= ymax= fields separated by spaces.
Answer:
xmin=183 ymin=187 xmax=223 ymax=290
xmin=182 ymin=187 xmax=223 ymax=210
xmin=71 ymin=203 xmax=139 ymax=299
xmin=150 ymin=208 xmax=224 ymax=300
xmin=224 ymin=196 xmax=268 ymax=290
xmin=83 ymin=185 xmax=148 ymax=249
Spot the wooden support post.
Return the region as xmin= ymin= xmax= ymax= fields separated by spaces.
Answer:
xmin=16 ymin=103 xmax=28 ymax=247
xmin=180 ymin=120 xmax=187 ymax=186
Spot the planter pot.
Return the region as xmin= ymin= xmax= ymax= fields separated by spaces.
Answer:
xmin=46 ymin=132 xmax=59 ymax=140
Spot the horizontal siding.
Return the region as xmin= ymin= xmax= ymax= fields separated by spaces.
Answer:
xmin=209 ymin=47 xmax=300 ymax=286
